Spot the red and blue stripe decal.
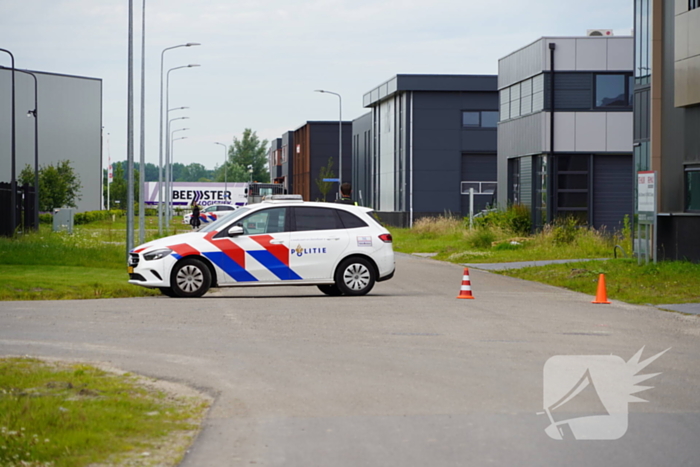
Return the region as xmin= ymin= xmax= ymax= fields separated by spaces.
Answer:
xmin=167 ymin=233 xmax=301 ymax=282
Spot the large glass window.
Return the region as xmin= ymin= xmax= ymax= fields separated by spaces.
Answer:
xmin=461 ymin=111 xmax=499 ymax=128
xmin=595 ymin=74 xmax=631 ymax=108
xmin=686 ymin=167 xmax=700 ymax=212
xmin=635 ymin=0 xmax=651 ymax=85
xmin=293 ymin=207 xmax=343 ymax=231
xmin=690 ymin=0 xmax=700 ymax=11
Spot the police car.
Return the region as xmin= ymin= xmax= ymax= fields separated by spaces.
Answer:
xmin=182 ymin=204 xmax=239 ymax=225
xmin=129 ymin=195 xmax=395 ymax=297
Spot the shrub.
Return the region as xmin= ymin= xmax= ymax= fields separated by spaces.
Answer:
xmin=473 ymin=204 xmax=531 ymax=236
xmin=550 ymin=216 xmax=580 ymax=245
xmin=464 ymin=226 xmax=497 ymax=249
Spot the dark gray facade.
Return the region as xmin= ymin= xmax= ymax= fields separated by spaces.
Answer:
xmin=355 ymin=74 xmax=498 ymax=226
xmin=498 ymin=37 xmax=634 ymax=231
xmin=267 ymin=138 xmax=282 ymax=182
xmin=281 ymin=131 xmax=294 ymax=194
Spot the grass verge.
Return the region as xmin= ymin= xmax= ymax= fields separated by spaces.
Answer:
xmin=0 ymin=228 xmax=159 ymax=301
xmin=391 ymin=216 xmax=617 ymax=263
xmin=0 ymin=357 xmax=210 ymax=467
xmin=0 ymin=266 xmax=159 ymax=301
xmin=494 ymin=259 xmax=700 ymax=305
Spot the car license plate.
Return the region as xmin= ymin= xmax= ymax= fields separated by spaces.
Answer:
xmin=127 ymin=266 xmax=134 ymax=274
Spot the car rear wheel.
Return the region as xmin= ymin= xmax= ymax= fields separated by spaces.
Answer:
xmin=170 ymin=258 xmax=211 ymax=298
xmin=317 ymin=284 xmax=343 ymax=296
xmin=335 ymin=257 xmax=375 ymax=296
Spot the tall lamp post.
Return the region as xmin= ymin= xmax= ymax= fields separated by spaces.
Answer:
xmin=315 ymin=89 xmax=342 ymax=197
xmin=0 ymin=48 xmax=16 ymax=235
xmin=214 ymin=142 xmax=228 ymax=201
xmin=138 ymin=0 xmax=147 ymax=245
xmin=170 ymin=135 xmax=187 ymax=214
xmin=165 ymin=115 xmax=189 ymax=225
xmin=159 ymin=43 xmax=199 ymax=234
xmin=165 ymin=64 xmax=199 ymax=225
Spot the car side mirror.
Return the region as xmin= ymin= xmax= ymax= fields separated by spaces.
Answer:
xmin=228 ymin=225 xmax=244 ymax=237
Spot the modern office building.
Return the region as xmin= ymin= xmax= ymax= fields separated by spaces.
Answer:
xmin=0 ymin=68 xmax=102 ymax=214
xmin=280 ymin=131 xmax=294 ymax=194
xmin=268 ymin=138 xmax=282 ymax=183
xmin=497 ymin=36 xmax=634 ymax=231
xmin=292 ymin=121 xmax=352 ymax=202
xmin=354 ymin=74 xmax=499 ymax=227
xmin=634 ymin=0 xmax=700 ymax=261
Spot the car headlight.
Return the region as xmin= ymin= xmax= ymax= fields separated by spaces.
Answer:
xmin=143 ymin=248 xmax=172 ymax=261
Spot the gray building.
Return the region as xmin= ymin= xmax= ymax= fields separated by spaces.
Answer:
xmin=634 ymin=0 xmax=700 ymax=261
xmin=497 ymin=36 xmax=634 ymax=230
xmin=354 ymin=74 xmax=498 ymax=227
xmin=268 ymin=137 xmax=282 ymax=183
xmin=0 ymin=68 xmax=102 ymax=213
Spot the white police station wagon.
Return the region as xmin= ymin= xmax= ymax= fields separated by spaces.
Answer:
xmin=128 ymin=196 xmax=395 ymax=297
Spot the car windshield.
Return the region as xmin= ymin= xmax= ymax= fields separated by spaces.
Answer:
xmin=198 ymin=207 xmax=250 ymax=233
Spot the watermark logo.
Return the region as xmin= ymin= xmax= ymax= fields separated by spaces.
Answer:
xmin=539 ymin=347 xmax=669 ymax=440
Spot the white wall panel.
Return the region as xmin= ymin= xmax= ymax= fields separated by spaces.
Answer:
xmin=575 ymin=112 xmax=607 ymax=152
xmin=606 ymin=112 xmax=633 ymax=151
xmin=607 ymin=38 xmax=635 ymax=71
xmin=576 ymin=39 xmax=608 ymax=71
xmin=545 ymin=39 xmax=577 ymax=71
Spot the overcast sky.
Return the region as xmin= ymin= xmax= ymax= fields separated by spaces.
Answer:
xmin=1 ymin=0 xmax=632 ymax=172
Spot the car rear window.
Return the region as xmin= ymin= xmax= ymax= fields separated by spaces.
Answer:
xmin=337 ymin=210 xmax=368 ymax=229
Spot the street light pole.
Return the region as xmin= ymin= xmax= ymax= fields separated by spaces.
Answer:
xmin=126 ymin=0 xmax=134 ymax=255
xmin=165 ymin=64 xmax=199 ymax=226
xmin=170 ymin=135 xmax=187 ymax=214
xmin=158 ymin=43 xmax=199 ymax=234
xmin=0 ymin=48 xmax=17 ymax=235
xmin=214 ymin=142 xmax=228 ymax=202
xmin=165 ymin=115 xmax=189 ymax=225
xmin=138 ymin=0 xmax=146 ymax=244
xmin=315 ymin=89 xmax=342 ymax=197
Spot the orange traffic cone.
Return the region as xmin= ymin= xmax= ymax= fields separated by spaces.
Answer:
xmin=591 ymin=273 xmax=611 ymax=304
xmin=456 ymin=267 xmax=475 ymax=299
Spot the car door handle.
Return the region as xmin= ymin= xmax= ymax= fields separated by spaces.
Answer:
xmin=328 ymin=237 xmax=340 ymax=241
xmin=270 ymin=240 xmax=285 ymax=244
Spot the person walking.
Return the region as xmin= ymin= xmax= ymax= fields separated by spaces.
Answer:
xmin=335 ymin=182 xmax=357 ymax=205
xmin=190 ymin=202 xmax=201 ymax=230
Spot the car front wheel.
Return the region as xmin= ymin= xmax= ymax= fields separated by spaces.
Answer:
xmin=170 ymin=258 xmax=211 ymax=298
xmin=335 ymin=257 xmax=376 ymax=296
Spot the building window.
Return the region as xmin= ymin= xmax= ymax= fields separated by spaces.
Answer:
xmin=595 ymin=74 xmax=632 ymax=108
xmin=461 ymin=181 xmax=497 ymax=195
xmin=462 ymin=111 xmax=499 ymax=128
xmin=686 ymin=167 xmax=700 ymax=212
xmin=690 ymin=0 xmax=700 ymax=11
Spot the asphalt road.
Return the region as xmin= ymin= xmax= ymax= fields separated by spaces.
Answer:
xmin=1 ymin=253 xmax=699 ymax=466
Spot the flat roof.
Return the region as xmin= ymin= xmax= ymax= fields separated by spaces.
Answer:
xmin=363 ymin=74 xmax=497 ymax=107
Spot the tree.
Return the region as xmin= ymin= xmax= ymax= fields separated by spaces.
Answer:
xmin=19 ymin=160 xmax=82 ymax=211
xmin=215 ymin=161 xmax=247 ymax=185
xmin=315 ymin=157 xmax=335 ymax=202
xmin=179 ymin=163 xmax=210 ymax=182
xmin=229 ymin=129 xmax=270 ymax=183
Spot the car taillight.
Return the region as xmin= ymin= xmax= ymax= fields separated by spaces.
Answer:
xmin=379 ymin=233 xmax=392 ymax=243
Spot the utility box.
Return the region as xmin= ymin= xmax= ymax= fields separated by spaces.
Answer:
xmin=53 ymin=208 xmax=75 ymax=233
